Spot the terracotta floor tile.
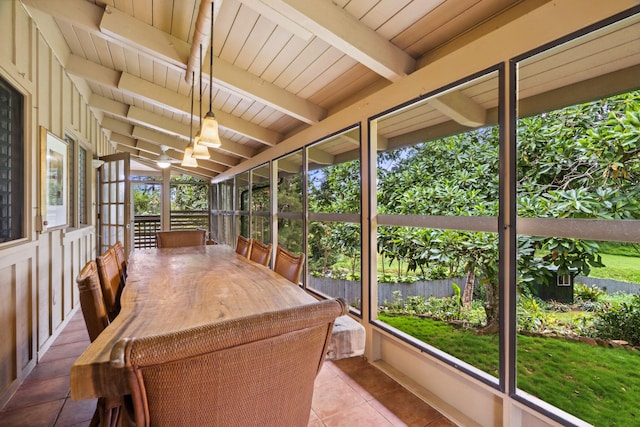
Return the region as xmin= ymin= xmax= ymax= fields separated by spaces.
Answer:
xmin=1 ymin=376 xmax=70 ymax=411
xmin=54 ymin=397 xmax=97 ymax=426
xmin=342 ymin=364 xmax=405 ymax=401
xmin=425 ymin=416 xmax=458 ymax=427
xmin=332 ymin=356 xmax=370 ymax=378
xmin=0 ymin=399 xmax=64 ymax=427
xmin=369 ymin=387 xmax=443 ymax=427
xmin=51 ymin=328 xmax=90 ymax=346
xmin=25 ymin=357 xmax=77 ymax=383
xmin=322 ymin=401 xmax=393 ymax=427
xmin=2 ymin=315 xmax=458 ymax=427
xmin=51 ymin=331 xmax=91 ymax=348
xmin=312 ymin=372 xmax=367 ymax=420
xmin=40 ymin=341 xmax=90 ymax=363
xmin=307 ymin=409 xmax=324 ymax=427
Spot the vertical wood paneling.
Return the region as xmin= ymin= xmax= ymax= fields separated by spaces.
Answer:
xmin=0 ymin=1 xmax=104 ymax=408
xmin=37 ymin=35 xmax=52 ymax=131
xmin=16 ymin=257 xmax=35 ymax=371
xmin=50 ymin=231 xmax=63 ymax=332
xmin=37 ymin=233 xmax=50 ymax=348
xmin=62 ymin=239 xmax=73 ymax=316
xmin=73 ymin=89 xmax=80 ymax=135
xmin=62 ymin=74 xmax=71 ymax=128
xmin=0 ymin=1 xmax=13 ymax=64
xmin=0 ymin=265 xmax=17 ymax=394
xmin=51 ymin=59 xmax=62 ymax=133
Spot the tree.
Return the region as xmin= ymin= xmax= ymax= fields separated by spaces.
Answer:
xmin=171 ymin=175 xmax=208 ymax=211
xmin=376 ymin=90 xmax=640 ymax=333
xmin=307 ymin=160 xmax=361 ymax=277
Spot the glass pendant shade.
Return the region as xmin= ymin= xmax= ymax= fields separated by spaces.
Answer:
xmin=199 ymin=112 xmax=222 ymax=148
xmin=157 ymin=152 xmax=172 ymax=168
xmin=181 ymin=144 xmax=198 ymax=167
xmin=192 ymin=135 xmax=211 ymax=159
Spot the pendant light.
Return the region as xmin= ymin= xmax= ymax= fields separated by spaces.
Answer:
xmin=198 ymin=2 xmax=222 ymax=148
xmin=192 ymin=43 xmax=211 ymax=159
xmin=181 ymin=71 xmax=198 ymax=167
xmin=156 ymin=148 xmax=172 ymax=169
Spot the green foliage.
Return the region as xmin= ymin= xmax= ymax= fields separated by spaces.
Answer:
xmin=516 ymin=295 xmax=549 ymax=332
xmin=378 ymin=313 xmax=640 ymax=426
xmin=598 ymin=242 xmax=640 ymax=257
xmin=589 ymin=252 xmax=640 ymax=284
xmin=133 ymin=183 xmax=161 ymax=215
xmin=381 ymin=290 xmax=485 ymax=324
xmin=277 ymin=173 xmax=303 ymax=253
xmin=574 ymin=283 xmax=605 ymax=302
xmin=170 ymin=176 xmax=208 ymax=210
xmin=591 ymin=295 xmax=640 ymax=346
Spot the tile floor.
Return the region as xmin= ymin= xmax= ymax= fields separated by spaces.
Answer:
xmin=0 ymin=311 xmax=456 ymax=427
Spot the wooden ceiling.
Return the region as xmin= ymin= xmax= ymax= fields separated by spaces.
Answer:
xmin=20 ymin=0 xmax=640 ymax=179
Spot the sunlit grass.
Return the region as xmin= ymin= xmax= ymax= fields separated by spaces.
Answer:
xmin=378 ymin=313 xmax=640 ymax=427
xmin=590 ymin=253 xmax=640 ymax=284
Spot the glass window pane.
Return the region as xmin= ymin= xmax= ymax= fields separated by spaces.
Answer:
xmin=515 ymin=14 xmax=640 ymax=424
xmin=277 ymin=151 xmax=302 ymax=214
xmin=251 ymin=163 xmax=270 ymax=243
xmin=0 ymin=76 xmax=23 ymax=243
xmin=307 ymin=127 xmax=362 ymax=311
xmin=373 ymin=70 xmax=500 ymax=382
xmin=277 ymin=151 xmax=303 ymax=254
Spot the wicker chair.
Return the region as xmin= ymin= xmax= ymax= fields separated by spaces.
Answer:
xmin=156 ymin=229 xmax=206 ymax=248
xmin=111 ymin=299 xmax=347 ymax=427
xmin=249 ymin=239 xmax=272 ymax=266
xmin=76 ymin=260 xmax=122 ymax=427
xmin=273 ymin=246 xmax=305 ymax=284
xmin=96 ymin=247 xmax=125 ymax=320
xmin=113 ymin=240 xmax=127 ymax=279
xmin=235 ymin=235 xmax=252 ymax=258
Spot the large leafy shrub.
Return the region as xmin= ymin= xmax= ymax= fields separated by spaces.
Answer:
xmin=591 ymin=295 xmax=640 ymax=346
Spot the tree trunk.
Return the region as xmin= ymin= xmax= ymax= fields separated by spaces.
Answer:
xmin=478 ymin=279 xmax=500 ymax=335
xmin=462 ymin=269 xmax=475 ymax=308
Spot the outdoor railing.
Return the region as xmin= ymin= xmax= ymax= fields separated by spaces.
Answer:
xmin=134 ymin=211 xmax=209 ymax=248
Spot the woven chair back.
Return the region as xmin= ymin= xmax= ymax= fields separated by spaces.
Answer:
xmin=273 ymin=246 xmax=305 ymax=284
xmin=249 ymin=239 xmax=272 ymax=266
xmin=112 ymin=299 xmax=347 ymax=427
xmin=156 ymin=229 xmax=206 ymax=248
xmin=96 ymin=247 xmax=124 ymax=320
xmin=235 ymin=235 xmax=252 ymax=257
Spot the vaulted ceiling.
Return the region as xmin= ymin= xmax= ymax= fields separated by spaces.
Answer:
xmin=20 ymin=0 xmax=640 ymax=179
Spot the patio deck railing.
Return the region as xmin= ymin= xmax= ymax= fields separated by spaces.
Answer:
xmin=134 ymin=211 xmax=209 ymax=248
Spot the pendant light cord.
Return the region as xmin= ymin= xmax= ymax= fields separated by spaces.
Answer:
xmin=200 ymin=43 xmax=203 ymax=120
xmin=190 ymin=71 xmax=194 ymax=141
xmin=209 ymin=2 xmax=214 ymax=113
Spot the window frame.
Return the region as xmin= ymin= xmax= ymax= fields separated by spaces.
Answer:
xmin=0 ymin=74 xmax=26 ymax=246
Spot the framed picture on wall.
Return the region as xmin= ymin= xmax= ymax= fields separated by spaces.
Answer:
xmin=40 ymin=127 xmax=69 ymax=231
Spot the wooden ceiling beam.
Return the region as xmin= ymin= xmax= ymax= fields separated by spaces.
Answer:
xmin=428 ymin=91 xmax=487 ymax=127
xmin=252 ymin=0 xmax=416 ymax=82
xmin=89 ymin=94 xmax=259 ymax=161
xmin=24 ymin=0 xmax=325 ymax=125
xmin=68 ymin=55 xmax=282 ymax=146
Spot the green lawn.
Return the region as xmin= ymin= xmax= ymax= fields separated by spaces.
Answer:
xmin=379 ymin=313 xmax=640 ymax=427
xmin=590 ymin=253 xmax=640 ymax=284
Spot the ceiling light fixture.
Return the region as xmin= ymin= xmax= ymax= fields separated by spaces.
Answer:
xmin=198 ymin=2 xmax=222 ymax=149
xmin=192 ymin=43 xmax=211 ymax=159
xmin=181 ymin=70 xmax=198 ymax=167
xmin=157 ymin=145 xmax=173 ymax=169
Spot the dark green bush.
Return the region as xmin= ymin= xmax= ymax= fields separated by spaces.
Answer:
xmin=574 ymin=283 xmax=605 ymax=302
xmin=591 ymin=295 xmax=640 ymax=346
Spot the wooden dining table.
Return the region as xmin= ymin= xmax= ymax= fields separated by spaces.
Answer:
xmin=70 ymin=244 xmax=365 ymax=400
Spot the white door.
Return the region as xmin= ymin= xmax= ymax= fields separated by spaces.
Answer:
xmin=97 ymin=153 xmax=132 ymax=257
